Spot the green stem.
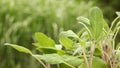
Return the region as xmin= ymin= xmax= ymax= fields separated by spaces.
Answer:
xmin=113 ymin=28 xmax=120 ymax=40
xmin=110 ymin=16 xmax=119 ymax=31
xmin=113 ymin=21 xmax=120 ymax=34
xmin=78 ymin=38 xmax=89 ymax=68
xmin=32 ymin=55 xmax=47 ymax=68
xmin=63 ymin=62 xmax=75 ymax=68
xmin=107 ymin=16 xmax=119 ymax=37
xmin=89 ymin=45 xmax=95 ymax=68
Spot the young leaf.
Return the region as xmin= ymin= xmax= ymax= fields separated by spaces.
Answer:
xmin=5 ymin=43 xmax=32 ymax=55
xmin=77 ymin=16 xmax=90 ymax=25
xmin=78 ymin=22 xmax=91 ymax=37
xmin=89 ymin=7 xmax=104 ymax=40
xmin=35 ymin=32 xmax=55 ymax=48
xmin=116 ymin=12 xmax=120 ymax=17
xmin=59 ymin=30 xmax=79 ymax=39
xmin=60 ymin=38 xmax=74 ymax=49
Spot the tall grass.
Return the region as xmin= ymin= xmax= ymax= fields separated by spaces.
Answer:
xmin=0 ymin=0 xmax=93 ymax=68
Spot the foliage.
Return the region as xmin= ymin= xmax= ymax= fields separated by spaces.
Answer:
xmin=5 ymin=7 xmax=120 ymax=68
xmin=0 ymin=0 xmax=93 ymax=68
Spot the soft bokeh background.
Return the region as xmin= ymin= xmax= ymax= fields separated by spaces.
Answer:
xmin=0 ymin=0 xmax=120 ymax=68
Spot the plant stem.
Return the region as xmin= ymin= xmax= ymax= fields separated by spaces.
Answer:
xmin=89 ymin=45 xmax=95 ymax=68
xmin=113 ymin=28 xmax=120 ymax=40
xmin=78 ymin=38 xmax=89 ymax=68
xmin=57 ymin=64 xmax=60 ymax=68
xmin=32 ymin=55 xmax=47 ymax=68
xmin=82 ymin=49 xmax=89 ymax=68
xmin=46 ymin=63 xmax=51 ymax=68
xmin=110 ymin=16 xmax=119 ymax=32
xmin=108 ymin=16 xmax=119 ymax=37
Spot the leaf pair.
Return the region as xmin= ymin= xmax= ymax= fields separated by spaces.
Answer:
xmin=34 ymin=32 xmax=64 ymax=54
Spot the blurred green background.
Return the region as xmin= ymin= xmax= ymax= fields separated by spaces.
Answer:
xmin=0 ymin=0 xmax=119 ymax=68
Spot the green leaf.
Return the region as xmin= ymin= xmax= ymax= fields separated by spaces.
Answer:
xmin=34 ymin=54 xmax=84 ymax=67
xmin=60 ymin=38 xmax=74 ymax=49
xmin=89 ymin=7 xmax=104 ymax=40
xmin=5 ymin=43 xmax=32 ymax=54
xmin=77 ymin=16 xmax=90 ymax=25
xmin=34 ymin=32 xmax=55 ymax=48
xmin=94 ymin=45 xmax=102 ymax=56
xmin=60 ymin=63 xmax=71 ymax=68
xmin=59 ymin=30 xmax=79 ymax=39
xmin=62 ymin=55 xmax=84 ymax=66
xmin=92 ymin=57 xmax=107 ymax=68
xmin=34 ymin=54 xmax=63 ymax=64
